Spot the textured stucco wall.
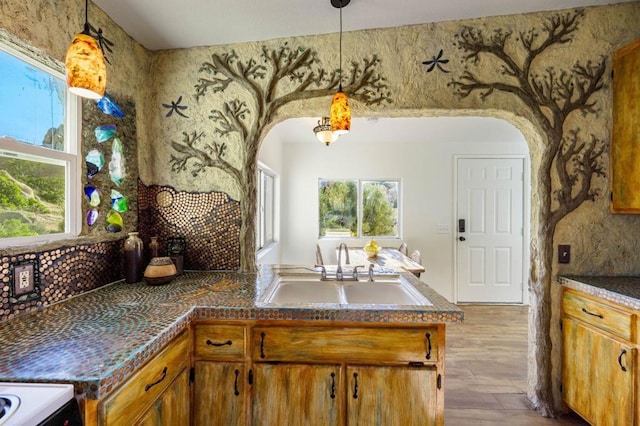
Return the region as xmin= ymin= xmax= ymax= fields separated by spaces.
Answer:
xmin=3 ymin=0 xmax=640 ymax=414
xmin=140 ymin=3 xmax=640 ymax=412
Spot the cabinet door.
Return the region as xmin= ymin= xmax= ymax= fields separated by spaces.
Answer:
xmin=252 ymin=363 xmax=343 ymax=426
xmin=563 ymin=318 xmax=635 ymax=426
xmin=137 ymin=367 xmax=190 ymax=426
xmin=193 ymin=361 xmax=246 ymax=426
xmin=346 ymin=365 xmax=438 ymax=426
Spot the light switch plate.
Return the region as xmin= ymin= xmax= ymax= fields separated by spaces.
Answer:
xmin=558 ymin=245 xmax=570 ymax=264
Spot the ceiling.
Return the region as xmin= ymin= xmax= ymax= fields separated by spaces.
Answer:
xmin=93 ymin=0 xmax=633 ymax=51
xmin=92 ymin=0 xmax=632 ymax=144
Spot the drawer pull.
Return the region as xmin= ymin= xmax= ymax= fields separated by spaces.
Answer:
xmin=145 ymin=366 xmax=167 ymax=392
xmin=352 ymin=372 xmax=359 ymax=399
xmin=330 ymin=372 xmax=336 ymax=399
xmin=425 ymin=332 xmax=432 ymax=360
xmin=618 ymin=349 xmax=628 ymax=372
xmin=581 ymin=307 xmax=603 ymax=319
xmin=234 ymin=369 xmax=240 ymax=395
xmin=260 ymin=332 xmax=266 ymax=359
xmin=207 ymin=339 xmax=232 ymax=347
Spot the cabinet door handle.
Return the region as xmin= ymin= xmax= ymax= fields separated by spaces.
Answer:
xmin=207 ymin=339 xmax=232 ymax=347
xmin=330 ymin=372 xmax=336 ymax=399
xmin=425 ymin=332 xmax=432 ymax=360
xmin=618 ymin=349 xmax=628 ymax=372
xmin=145 ymin=366 xmax=167 ymax=392
xmin=260 ymin=332 xmax=266 ymax=359
xmin=581 ymin=307 xmax=603 ymax=319
xmin=352 ymin=372 xmax=359 ymax=399
xmin=234 ymin=369 xmax=240 ymax=395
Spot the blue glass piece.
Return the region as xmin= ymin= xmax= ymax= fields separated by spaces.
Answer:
xmin=95 ymin=124 xmax=116 ymax=143
xmin=111 ymin=189 xmax=128 ymax=212
xmin=87 ymin=161 xmax=99 ymax=179
xmin=87 ymin=208 xmax=99 ymax=226
xmin=84 ymin=183 xmax=100 ymax=207
xmin=85 ymin=149 xmax=105 ymax=178
xmin=96 ymin=94 xmax=124 ymax=117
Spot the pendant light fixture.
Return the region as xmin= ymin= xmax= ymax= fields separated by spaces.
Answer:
xmin=65 ymin=0 xmax=107 ymax=99
xmin=329 ymin=0 xmax=351 ymax=135
xmin=313 ymin=117 xmax=339 ymax=146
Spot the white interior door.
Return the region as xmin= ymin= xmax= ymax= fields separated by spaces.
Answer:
xmin=456 ymin=158 xmax=524 ymax=303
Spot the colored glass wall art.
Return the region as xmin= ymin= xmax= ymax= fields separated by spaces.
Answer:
xmin=84 ymin=184 xmax=100 ymax=207
xmin=109 ymin=137 xmax=124 ymax=185
xmin=87 ymin=208 xmax=99 ymax=226
xmin=111 ymin=190 xmax=128 ymax=212
xmin=95 ymin=124 xmax=116 ymax=143
xmin=105 ymin=210 xmax=123 ymax=233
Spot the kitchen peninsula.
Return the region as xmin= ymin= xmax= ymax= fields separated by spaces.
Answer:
xmin=0 ymin=266 xmax=462 ymax=425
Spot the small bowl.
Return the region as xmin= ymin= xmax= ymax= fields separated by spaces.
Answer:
xmin=363 ymin=245 xmax=380 ymax=258
xmin=144 ymin=257 xmax=177 ymax=285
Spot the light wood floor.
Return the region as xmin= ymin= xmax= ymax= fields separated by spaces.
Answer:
xmin=444 ymin=305 xmax=588 ymax=425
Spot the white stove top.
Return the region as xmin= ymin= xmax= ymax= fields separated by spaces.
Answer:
xmin=0 ymin=382 xmax=74 ymax=426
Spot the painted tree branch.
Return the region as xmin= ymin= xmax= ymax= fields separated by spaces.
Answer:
xmin=449 ymin=9 xmax=606 ymax=416
xmin=170 ymin=44 xmax=392 ymax=272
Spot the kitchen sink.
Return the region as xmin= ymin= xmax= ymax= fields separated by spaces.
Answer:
xmin=258 ymin=273 xmax=432 ymax=308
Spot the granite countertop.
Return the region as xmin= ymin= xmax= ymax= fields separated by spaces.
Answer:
xmin=0 ymin=265 xmax=462 ymax=400
xmin=558 ymin=275 xmax=640 ymax=311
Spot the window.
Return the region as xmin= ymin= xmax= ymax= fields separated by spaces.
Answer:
xmin=257 ymin=165 xmax=276 ymax=250
xmin=319 ymin=179 xmax=400 ymax=238
xmin=0 ymin=40 xmax=80 ymax=246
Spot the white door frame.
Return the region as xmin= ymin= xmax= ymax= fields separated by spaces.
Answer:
xmin=452 ymin=154 xmax=531 ymax=305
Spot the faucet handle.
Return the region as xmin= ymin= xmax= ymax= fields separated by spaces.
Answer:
xmin=368 ymin=263 xmax=375 ymax=282
xmin=352 ymin=265 xmax=365 ymax=280
xmin=315 ymin=265 xmax=327 ymax=280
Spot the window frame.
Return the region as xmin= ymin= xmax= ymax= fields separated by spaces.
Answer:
xmin=318 ymin=178 xmax=402 ymax=240
xmin=257 ymin=162 xmax=277 ymax=251
xmin=0 ymin=37 xmax=82 ymax=248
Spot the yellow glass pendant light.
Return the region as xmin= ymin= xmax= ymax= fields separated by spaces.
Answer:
xmin=330 ymin=0 xmax=351 ymax=135
xmin=65 ymin=0 xmax=107 ymax=99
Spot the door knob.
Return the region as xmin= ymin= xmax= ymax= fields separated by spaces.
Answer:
xmin=459 ymin=236 xmax=466 ymax=241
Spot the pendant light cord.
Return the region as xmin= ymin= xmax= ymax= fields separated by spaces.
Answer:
xmin=339 ymin=3 xmax=343 ymax=91
xmin=83 ymin=0 xmax=90 ymax=33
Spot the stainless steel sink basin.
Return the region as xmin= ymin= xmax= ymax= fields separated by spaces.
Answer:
xmin=258 ymin=273 xmax=432 ymax=308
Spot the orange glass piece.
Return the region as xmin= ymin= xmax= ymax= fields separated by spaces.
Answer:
xmin=65 ymin=33 xmax=107 ymax=99
xmin=330 ymin=91 xmax=351 ymax=135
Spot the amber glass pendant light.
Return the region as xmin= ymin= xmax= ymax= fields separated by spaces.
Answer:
xmin=65 ymin=0 xmax=107 ymax=99
xmin=330 ymin=0 xmax=351 ymax=135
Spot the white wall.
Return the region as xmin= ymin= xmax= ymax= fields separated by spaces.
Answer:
xmin=260 ymin=116 xmax=528 ymax=301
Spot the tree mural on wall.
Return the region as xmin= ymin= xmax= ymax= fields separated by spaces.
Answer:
xmin=169 ymin=43 xmax=391 ymax=272
xmin=449 ymin=9 xmax=606 ymax=415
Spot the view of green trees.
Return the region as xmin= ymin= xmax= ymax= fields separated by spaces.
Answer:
xmin=319 ymin=179 xmax=398 ymax=237
xmin=0 ymin=155 xmax=65 ymax=238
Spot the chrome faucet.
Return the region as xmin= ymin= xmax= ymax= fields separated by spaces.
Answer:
xmin=336 ymin=243 xmax=350 ymax=280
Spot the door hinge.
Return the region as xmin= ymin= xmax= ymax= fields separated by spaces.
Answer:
xmin=189 ymin=367 xmax=195 ymax=384
xmin=559 ymin=383 xmax=563 ymax=393
xmin=560 ymin=320 xmax=563 ymax=332
xmin=248 ymin=369 xmax=254 ymax=385
xmin=437 ymin=374 xmax=442 ymax=390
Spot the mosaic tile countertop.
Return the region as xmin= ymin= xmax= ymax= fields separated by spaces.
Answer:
xmin=558 ymin=275 xmax=640 ymax=311
xmin=0 ymin=265 xmax=462 ymax=400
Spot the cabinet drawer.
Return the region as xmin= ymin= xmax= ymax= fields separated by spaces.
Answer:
xmin=195 ymin=324 xmax=246 ymax=360
xmin=100 ymin=331 xmax=189 ymax=425
xmin=563 ymin=289 xmax=635 ymax=341
xmin=252 ymin=326 xmax=439 ymax=364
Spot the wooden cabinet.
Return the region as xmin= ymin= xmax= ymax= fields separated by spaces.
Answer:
xmin=611 ymin=38 xmax=640 ymax=213
xmin=252 ymin=363 xmax=343 ymax=426
xmin=192 ymin=324 xmax=247 ymax=426
xmin=251 ymin=324 xmax=443 ymax=426
xmin=561 ymin=289 xmax=638 ymax=425
xmin=346 ymin=365 xmax=438 ymax=426
xmin=98 ymin=331 xmax=190 ymax=426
